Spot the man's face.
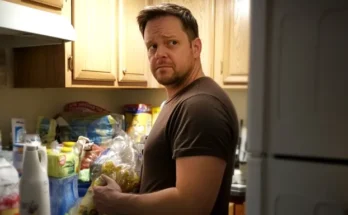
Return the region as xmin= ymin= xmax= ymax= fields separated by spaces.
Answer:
xmin=144 ymin=16 xmax=200 ymax=86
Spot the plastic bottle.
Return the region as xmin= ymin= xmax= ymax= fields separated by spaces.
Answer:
xmin=19 ymin=145 xmax=50 ymax=215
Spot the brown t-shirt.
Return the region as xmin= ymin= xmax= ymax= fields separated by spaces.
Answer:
xmin=139 ymin=77 xmax=239 ymax=215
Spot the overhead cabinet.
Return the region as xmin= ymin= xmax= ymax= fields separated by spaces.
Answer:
xmin=11 ymin=0 xmax=251 ymax=89
xmin=13 ymin=0 xmax=152 ymax=88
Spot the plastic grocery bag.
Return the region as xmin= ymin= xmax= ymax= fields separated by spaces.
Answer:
xmin=73 ymin=129 xmax=141 ymax=215
xmin=0 ymin=158 xmax=20 ymax=214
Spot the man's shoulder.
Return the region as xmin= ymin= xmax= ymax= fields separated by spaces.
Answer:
xmin=178 ymin=77 xmax=229 ymax=103
xmin=178 ymin=79 xmax=232 ymax=110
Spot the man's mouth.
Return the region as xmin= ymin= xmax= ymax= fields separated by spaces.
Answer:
xmin=157 ymin=66 xmax=172 ymax=69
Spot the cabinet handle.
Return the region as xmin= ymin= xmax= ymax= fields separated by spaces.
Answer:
xmin=68 ymin=56 xmax=73 ymax=71
xmin=123 ymin=69 xmax=127 ymax=75
xmin=220 ymin=61 xmax=223 ymax=74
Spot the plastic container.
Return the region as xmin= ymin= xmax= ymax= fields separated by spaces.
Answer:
xmin=19 ymin=145 xmax=50 ymax=215
xmin=151 ymin=107 xmax=161 ymax=126
xmin=77 ymin=182 xmax=91 ymax=198
xmin=47 ymin=145 xmax=79 ymax=178
xmin=49 ymin=174 xmax=79 ymax=215
xmin=12 ymin=143 xmax=24 ymax=176
xmin=124 ymin=104 xmax=152 ymax=143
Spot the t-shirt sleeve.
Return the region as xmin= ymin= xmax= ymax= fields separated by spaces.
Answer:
xmin=168 ymin=94 xmax=236 ymax=162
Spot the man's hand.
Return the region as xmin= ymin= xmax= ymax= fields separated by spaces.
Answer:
xmin=93 ymin=174 xmax=122 ymax=214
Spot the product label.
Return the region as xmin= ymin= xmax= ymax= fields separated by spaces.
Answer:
xmin=0 ymin=208 xmax=19 ymax=215
xmin=20 ymin=200 xmax=39 ymax=215
xmin=58 ymin=155 xmax=66 ymax=166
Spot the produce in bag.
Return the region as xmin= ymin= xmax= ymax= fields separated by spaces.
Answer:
xmin=74 ymin=129 xmax=141 ymax=215
xmin=74 ymin=136 xmax=105 ymax=182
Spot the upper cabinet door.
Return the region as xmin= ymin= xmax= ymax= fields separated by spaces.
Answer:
xmin=5 ymin=0 xmax=63 ymax=13
xmin=24 ymin=0 xmax=63 ymax=9
xmin=116 ymin=0 xmax=150 ymax=86
xmin=222 ymin=0 xmax=250 ymax=84
xmin=152 ymin=0 xmax=215 ymax=78
xmin=72 ymin=0 xmax=117 ymax=82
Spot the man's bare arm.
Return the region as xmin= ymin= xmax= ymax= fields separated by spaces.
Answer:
xmin=114 ymin=155 xmax=226 ymax=215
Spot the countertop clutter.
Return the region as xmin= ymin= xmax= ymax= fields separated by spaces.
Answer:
xmin=0 ymin=101 xmax=247 ymax=215
xmin=0 ymin=101 xmax=160 ymax=215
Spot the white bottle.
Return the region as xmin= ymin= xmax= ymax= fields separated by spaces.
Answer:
xmin=19 ymin=145 xmax=50 ymax=215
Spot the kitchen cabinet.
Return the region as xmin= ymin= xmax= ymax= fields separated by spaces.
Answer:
xmin=116 ymin=0 xmax=150 ymax=87
xmin=152 ymin=0 xmax=215 ymax=78
xmin=10 ymin=0 xmax=251 ymax=89
xmin=72 ymin=0 xmax=117 ymax=83
xmin=13 ymin=0 xmax=153 ymax=88
xmin=25 ymin=0 xmax=63 ymax=9
xmin=5 ymin=0 xmax=64 ymax=13
xmin=214 ymin=0 xmax=250 ymax=88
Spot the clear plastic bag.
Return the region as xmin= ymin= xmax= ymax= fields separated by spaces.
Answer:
xmin=0 ymin=158 xmax=20 ymax=214
xmin=74 ymin=129 xmax=141 ymax=215
xmin=90 ymin=129 xmax=141 ymax=192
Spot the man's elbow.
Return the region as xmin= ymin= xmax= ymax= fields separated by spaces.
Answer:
xmin=177 ymin=193 xmax=214 ymax=215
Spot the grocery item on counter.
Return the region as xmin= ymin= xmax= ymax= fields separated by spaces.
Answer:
xmin=55 ymin=112 xmax=124 ymax=146
xmin=11 ymin=118 xmax=26 ymax=144
xmin=124 ymin=104 xmax=152 ymax=144
xmin=73 ymin=129 xmax=141 ymax=215
xmin=0 ymin=157 xmax=20 ymax=215
xmin=151 ymin=106 xmax=161 ymax=126
xmin=64 ymin=101 xmax=110 ymax=113
xmin=79 ymin=144 xmax=103 ymax=171
xmin=0 ymin=150 xmax=12 ymax=164
xmin=36 ymin=116 xmax=57 ymax=145
xmin=72 ymin=137 xmax=105 ymax=182
xmin=47 ymin=147 xmax=79 ymax=178
xmin=49 ymin=174 xmax=79 ymax=215
xmin=13 ymin=134 xmax=43 ymax=176
xmin=12 ymin=143 xmax=24 ymax=176
xmin=19 ymin=145 xmax=51 ymax=215
xmin=24 ymin=133 xmax=41 ymax=146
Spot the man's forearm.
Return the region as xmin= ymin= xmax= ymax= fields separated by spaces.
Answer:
xmin=113 ymin=188 xmax=203 ymax=215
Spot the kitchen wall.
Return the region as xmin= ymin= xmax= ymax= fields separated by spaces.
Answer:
xmin=0 ymin=88 xmax=247 ymax=145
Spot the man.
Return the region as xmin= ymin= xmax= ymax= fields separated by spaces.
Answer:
xmin=93 ymin=3 xmax=239 ymax=215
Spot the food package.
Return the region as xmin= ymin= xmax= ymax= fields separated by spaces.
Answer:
xmin=55 ymin=112 xmax=125 ymax=146
xmin=73 ymin=137 xmax=105 ymax=182
xmin=47 ymin=144 xmax=79 ymax=178
xmin=80 ymin=144 xmax=104 ymax=171
xmin=36 ymin=116 xmax=57 ymax=145
xmin=74 ymin=129 xmax=141 ymax=215
xmin=124 ymin=104 xmax=152 ymax=144
xmin=64 ymin=101 xmax=110 ymax=113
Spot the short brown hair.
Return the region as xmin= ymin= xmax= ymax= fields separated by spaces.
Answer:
xmin=137 ymin=3 xmax=199 ymax=41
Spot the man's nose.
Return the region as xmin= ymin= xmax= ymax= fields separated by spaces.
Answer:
xmin=154 ymin=46 xmax=167 ymax=59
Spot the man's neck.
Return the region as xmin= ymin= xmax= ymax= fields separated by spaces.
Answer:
xmin=165 ymin=63 xmax=204 ymax=99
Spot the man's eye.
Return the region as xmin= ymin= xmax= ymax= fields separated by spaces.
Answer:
xmin=169 ymin=40 xmax=178 ymax=46
xmin=148 ymin=44 xmax=157 ymax=50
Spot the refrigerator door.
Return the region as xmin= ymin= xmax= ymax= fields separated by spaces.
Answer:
xmin=248 ymin=0 xmax=348 ymax=159
xmin=262 ymin=158 xmax=348 ymax=215
xmin=246 ymin=157 xmax=265 ymax=215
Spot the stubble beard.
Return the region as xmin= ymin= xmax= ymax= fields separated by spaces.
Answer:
xmin=154 ymin=65 xmax=192 ymax=87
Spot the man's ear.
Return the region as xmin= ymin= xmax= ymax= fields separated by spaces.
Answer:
xmin=191 ymin=38 xmax=202 ymax=58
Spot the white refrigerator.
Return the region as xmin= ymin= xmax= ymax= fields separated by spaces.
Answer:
xmin=246 ymin=0 xmax=348 ymax=214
